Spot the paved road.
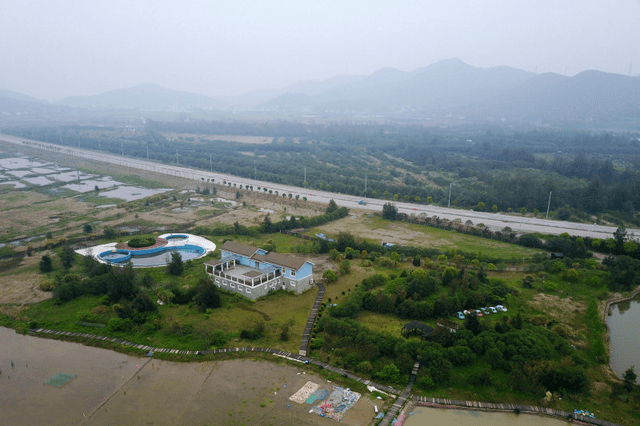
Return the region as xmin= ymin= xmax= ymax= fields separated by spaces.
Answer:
xmin=2 ymin=132 xmax=637 ymax=240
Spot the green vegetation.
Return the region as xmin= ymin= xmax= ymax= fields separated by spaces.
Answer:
xmin=127 ymin=236 xmax=156 ymax=248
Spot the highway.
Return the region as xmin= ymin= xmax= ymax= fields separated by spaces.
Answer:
xmin=1 ymin=132 xmax=637 ymax=240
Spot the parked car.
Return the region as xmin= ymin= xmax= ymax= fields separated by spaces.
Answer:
xmin=481 ymin=307 xmax=489 ymax=315
xmin=457 ymin=311 xmax=465 ymax=320
xmin=475 ymin=309 xmax=483 ymax=317
xmin=489 ymin=306 xmax=498 ymax=314
xmin=496 ymin=305 xmax=508 ymax=312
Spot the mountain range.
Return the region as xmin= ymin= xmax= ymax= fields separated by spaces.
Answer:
xmin=1 ymin=59 xmax=639 ymax=128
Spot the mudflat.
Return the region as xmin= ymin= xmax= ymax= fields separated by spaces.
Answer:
xmin=0 ymin=328 xmax=379 ymax=426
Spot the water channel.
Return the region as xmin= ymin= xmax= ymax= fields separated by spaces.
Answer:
xmin=606 ymin=294 xmax=640 ymax=383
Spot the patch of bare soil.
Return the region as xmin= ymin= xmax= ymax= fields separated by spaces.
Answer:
xmin=162 ymin=132 xmax=275 ymax=144
xmin=317 ymin=214 xmax=451 ymax=248
xmin=0 ymin=254 xmax=51 ymax=305
xmin=0 ymin=192 xmax=92 ymax=236
xmin=528 ymin=293 xmax=586 ymax=340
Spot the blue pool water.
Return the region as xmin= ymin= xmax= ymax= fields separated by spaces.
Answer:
xmin=99 ymin=245 xmax=205 ymax=267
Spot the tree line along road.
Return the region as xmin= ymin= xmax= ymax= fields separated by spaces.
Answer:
xmin=1 ymin=132 xmax=637 ymax=241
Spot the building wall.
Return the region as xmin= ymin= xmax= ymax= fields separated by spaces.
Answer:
xmin=208 ymin=272 xmax=314 ymax=299
xmin=210 ymin=274 xmax=280 ymax=300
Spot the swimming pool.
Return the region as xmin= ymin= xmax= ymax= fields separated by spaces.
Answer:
xmin=95 ymin=234 xmax=213 ymax=268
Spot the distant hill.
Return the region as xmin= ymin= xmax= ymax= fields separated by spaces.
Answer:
xmin=264 ymin=59 xmax=535 ymax=112
xmin=57 ymin=83 xmax=221 ymax=110
xmin=0 ymin=95 xmax=68 ymax=116
xmin=0 ymin=89 xmax=47 ymax=104
xmin=261 ymin=59 xmax=640 ymax=128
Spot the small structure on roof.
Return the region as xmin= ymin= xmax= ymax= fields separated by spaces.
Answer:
xmin=401 ymin=321 xmax=433 ymax=339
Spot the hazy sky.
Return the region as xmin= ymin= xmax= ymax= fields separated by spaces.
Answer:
xmin=2 ymin=0 xmax=639 ymax=101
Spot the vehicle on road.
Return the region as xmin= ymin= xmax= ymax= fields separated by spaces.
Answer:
xmin=496 ymin=305 xmax=507 ymax=312
xmin=489 ymin=306 xmax=498 ymax=314
xmin=475 ymin=310 xmax=483 ymax=317
xmin=358 ymin=200 xmax=367 ymax=205
xmin=457 ymin=311 xmax=465 ymax=320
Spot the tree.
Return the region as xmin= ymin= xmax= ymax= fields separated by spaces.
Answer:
xmin=167 ymin=252 xmax=184 ymax=276
xmin=377 ymin=363 xmax=401 ymax=385
xmin=83 ymin=223 xmax=93 ymax=233
xmin=322 ymin=270 xmax=337 ymax=283
xmin=477 ymin=202 xmax=485 ymax=211
xmin=103 ymin=227 xmax=117 ymax=239
xmin=261 ymin=214 xmax=273 ymax=233
xmin=339 ymin=259 xmax=351 ymax=275
xmin=492 ymin=204 xmax=498 ymax=213
xmin=39 ymin=255 xmax=53 ymax=273
xmin=194 ymin=277 xmax=221 ymax=310
xmin=441 ymin=266 xmax=458 ymax=285
xmin=623 ymin=366 xmax=637 ymax=393
xmin=60 ymin=245 xmax=75 ymax=270
xmin=382 ymin=202 xmax=398 ymax=220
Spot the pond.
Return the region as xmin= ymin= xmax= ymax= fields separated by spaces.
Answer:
xmin=606 ymin=294 xmax=640 ymax=383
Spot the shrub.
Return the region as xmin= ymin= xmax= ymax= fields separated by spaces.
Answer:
xmin=128 ymin=236 xmax=156 ymax=248
xmin=107 ymin=317 xmax=134 ymax=332
xmin=39 ymin=255 xmax=53 ymax=273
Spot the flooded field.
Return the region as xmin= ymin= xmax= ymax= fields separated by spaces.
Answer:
xmin=403 ymin=407 xmax=572 ymax=426
xmin=0 ymin=327 xmax=377 ymax=426
xmin=98 ymin=185 xmax=170 ymax=201
xmin=0 ymin=154 xmax=169 ymax=201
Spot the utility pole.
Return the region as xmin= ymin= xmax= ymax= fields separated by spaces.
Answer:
xmin=121 ymin=141 xmax=124 ymax=156
xmin=254 ymin=160 xmax=256 ymax=179
xmin=448 ymin=183 xmax=453 ymax=208
xmin=176 ymin=149 xmax=179 ymax=165
xmin=546 ymin=191 xmax=552 ymax=218
xmin=210 ymin=154 xmax=213 ymax=172
xmin=147 ymin=145 xmax=149 ymax=160
xmin=364 ymin=175 xmax=367 ymax=194
xmin=304 ymin=166 xmax=307 ymax=183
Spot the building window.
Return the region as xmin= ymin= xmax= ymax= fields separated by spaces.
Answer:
xmin=291 ymin=270 xmax=296 ymax=277
xmin=223 ymin=280 xmax=228 ymax=286
xmin=215 ymin=278 xmax=220 ymax=284
xmin=246 ymin=289 xmax=251 ymax=294
xmin=230 ymin=283 xmax=235 ymax=288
